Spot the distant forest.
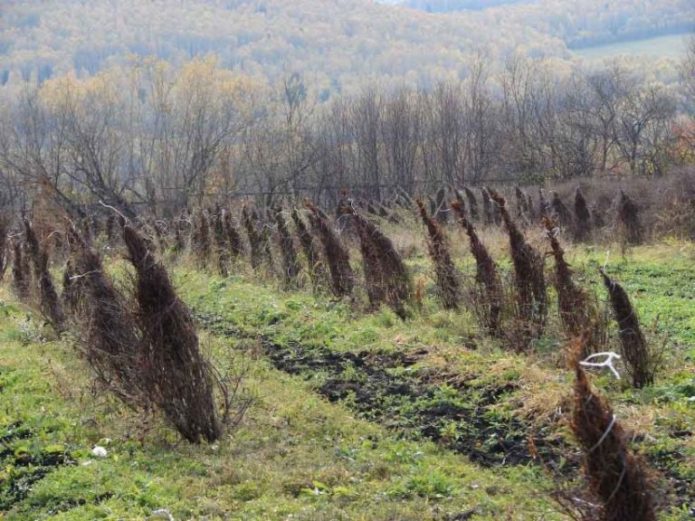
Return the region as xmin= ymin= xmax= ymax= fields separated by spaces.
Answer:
xmin=0 ymin=0 xmax=693 ymax=95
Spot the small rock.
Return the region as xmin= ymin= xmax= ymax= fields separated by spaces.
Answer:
xmin=91 ymin=446 xmax=108 ymax=458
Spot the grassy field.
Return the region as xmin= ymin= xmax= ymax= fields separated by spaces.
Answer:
xmin=0 ymin=222 xmax=693 ymax=520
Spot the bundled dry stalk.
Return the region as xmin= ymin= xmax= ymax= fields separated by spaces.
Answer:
xmin=24 ymin=219 xmax=65 ymax=332
xmin=305 ymin=201 xmax=354 ymax=297
xmin=570 ymin=339 xmax=656 ymax=521
xmin=417 ymin=199 xmax=462 ymax=309
xmin=434 ymin=187 xmax=449 ymax=224
xmin=346 ymin=206 xmax=411 ymax=318
xmin=65 ymin=225 xmax=144 ymax=404
xmin=124 ymin=224 xmax=222 ymax=443
xmin=273 ymin=207 xmax=301 ymax=288
xmin=574 ymin=187 xmax=592 ymax=243
xmin=464 ymin=187 xmax=479 ymax=221
xmin=551 ymin=192 xmax=573 ymax=229
xmin=544 ymin=218 xmax=592 ymax=337
xmin=515 ymin=186 xmax=529 ymax=220
xmin=242 ymin=205 xmax=264 ymax=270
xmin=192 ymin=210 xmax=211 ymax=267
xmin=481 ymin=187 xmax=494 ymax=226
xmin=292 ymin=208 xmax=327 ymax=292
xmin=617 ymin=191 xmax=643 ymax=246
xmin=223 ymin=210 xmax=245 ymax=259
xmin=488 ymin=189 xmax=547 ymax=338
xmin=452 ymin=200 xmax=502 ymax=334
xmin=213 ymin=208 xmax=230 ymax=276
xmin=600 ymin=269 xmax=655 ymax=388
xmin=11 ymin=238 xmax=31 ymax=302
xmin=0 ymin=214 xmax=9 ymax=281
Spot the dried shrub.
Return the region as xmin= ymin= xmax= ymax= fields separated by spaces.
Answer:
xmin=452 ymin=200 xmax=502 ymax=335
xmin=539 ymin=188 xmax=550 ymax=218
xmin=416 ymin=199 xmax=462 ymax=309
xmin=515 ymin=186 xmax=529 ymax=221
xmin=242 ymin=205 xmax=264 ymax=270
xmin=11 ymin=238 xmax=31 ymax=302
xmin=346 ymin=206 xmax=411 ymax=318
xmin=617 ymin=191 xmax=643 ymax=246
xmin=543 ymin=218 xmax=594 ymax=340
xmin=191 ymin=210 xmax=211 ymax=267
xmin=571 ymin=357 xmax=656 ymax=521
xmin=600 ymin=269 xmax=656 ymax=388
xmin=573 ymin=188 xmax=592 ymax=243
xmin=488 ymin=189 xmax=547 ymax=340
xmin=434 ymin=187 xmax=449 ymax=224
xmin=464 ymin=187 xmax=479 ymax=221
xmin=24 ymin=219 xmax=65 ymax=332
xmin=481 ymin=187 xmax=494 ymax=226
xmin=305 ymin=201 xmax=354 ymax=297
xmin=213 ymin=208 xmax=230 ymax=276
xmin=223 ymin=210 xmax=245 ymax=259
xmin=273 ymin=207 xmax=301 ymax=288
xmin=65 ymin=226 xmax=144 ymax=404
xmin=0 ymin=214 xmax=9 ymax=281
xmin=292 ymin=208 xmax=327 ymax=292
xmin=124 ymin=224 xmax=222 ymax=443
xmin=551 ymin=192 xmax=573 ymax=229
xmin=105 ymin=214 xmax=116 ymax=244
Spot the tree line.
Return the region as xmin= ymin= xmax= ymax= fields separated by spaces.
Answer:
xmin=0 ymin=49 xmax=693 ymax=218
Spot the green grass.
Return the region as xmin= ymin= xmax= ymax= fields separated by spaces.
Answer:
xmin=1 ymin=237 xmax=693 ymax=520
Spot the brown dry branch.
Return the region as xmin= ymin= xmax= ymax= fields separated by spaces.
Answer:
xmin=0 ymin=214 xmax=9 ymax=281
xmin=571 ymin=346 xmax=656 ymax=521
xmin=346 ymin=206 xmax=411 ymax=318
xmin=305 ymin=201 xmax=354 ymax=298
xmin=65 ymin=225 xmax=145 ymax=405
xmin=191 ymin=210 xmax=211 ymax=267
xmin=292 ymin=208 xmax=327 ymax=292
xmin=24 ymin=219 xmax=65 ymax=332
xmin=481 ymin=188 xmax=494 ymax=226
xmin=242 ymin=205 xmax=264 ymax=271
xmin=574 ymin=188 xmax=592 ymax=243
xmin=124 ymin=224 xmax=222 ymax=443
xmin=11 ymin=238 xmax=31 ymax=302
xmin=551 ymin=191 xmax=573 ymax=229
xmin=213 ymin=208 xmax=230 ymax=276
xmin=223 ymin=210 xmax=245 ymax=259
xmin=452 ymin=200 xmax=502 ymax=335
xmin=599 ymin=269 xmax=655 ymax=388
xmin=617 ymin=191 xmax=643 ymax=246
xmin=488 ymin=189 xmax=547 ymax=341
xmin=464 ymin=187 xmax=479 ymax=221
xmin=273 ymin=207 xmax=301 ymax=288
xmin=416 ymin=199 xmax=462 ymax=309
xmin=543 ymin=218 xmax=592 ymax=338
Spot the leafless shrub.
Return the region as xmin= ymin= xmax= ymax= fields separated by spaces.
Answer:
xmin=573 ymin=188 xmax=592 ymax=243
xmin=345 ymin=205 xmax=411 ymax=318
xmin=434 ymin=187 xmax=449 ymax=224
xmin=617 ymin=191 xmax=643 ymax=246
xmin=292 ymin=208 xmax=327 ymax=292
xmin=570 ymin=342 xmax=656 ymax=521
xmin=600 ymin=269 xmax=657 ymax=388
xmin=24 ymin=219 xmax=65 ymax=332
xmin=65 ymin=225 xmax=144 ymax=404
xmin=551 ymin=192 xmax=573 ymax=229
xmin=305 ymin=201 xmax=354 ymax=298
xmin=464 ymin=187 xmax=479 ymax=221
xmin=191 ymin=210 xmax=211 ymax=267
xmin=242 ymin=205 xmax=264 ymax=271
xmin=213 ymin=207 xmax=230 ymax=276
xmin=488 ymin=189 xmax=547 ymax=342
xmin=124 ymin=224 xmax=222 ymax=443
xmin=0 ymin=214 xmax=9 ymax=281
xmin=515 ymin=186 xmax=529 ymax=221
xmin=481 ymin=187 xmax=494 ymax=226
xmin=273 ymin=207 xmax=301 ymax=288
xmin=11 ymin=238 xmax=31 ymax=302
xmin=416 ymin=199 xmax=462 ymax=309
xmin=452 ymin=200 xmax=502 ymax=334
xmin=223 ymin=210 xmax=245 ymax=259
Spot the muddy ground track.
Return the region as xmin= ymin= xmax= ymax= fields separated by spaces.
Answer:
xmin=196 ymin=312 xmax=568 ymax=468
xmin=197 ymin=311 xmax=693 ymax=510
